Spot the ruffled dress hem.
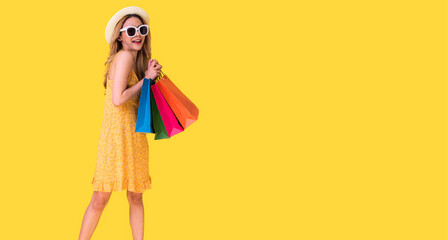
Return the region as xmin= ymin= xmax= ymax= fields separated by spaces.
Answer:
xmin=91 ymin=176 xmax=152 ymax=193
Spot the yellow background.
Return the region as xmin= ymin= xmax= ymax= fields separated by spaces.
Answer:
xmin=0 ymin=0 xmax=446 ymax=239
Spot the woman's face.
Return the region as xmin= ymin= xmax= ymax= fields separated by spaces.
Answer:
xmin=118 ymin=17 xmax=146 ymax=51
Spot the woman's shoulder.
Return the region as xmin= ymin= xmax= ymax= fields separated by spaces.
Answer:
xmin=108 ymin=50 xmax=134 ymax=80
xmin=113 ymin=50 xmax=133 ymax=65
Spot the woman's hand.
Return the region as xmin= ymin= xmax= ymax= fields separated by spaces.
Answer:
xmin=145 ymin=59 xmax=162 ymax=80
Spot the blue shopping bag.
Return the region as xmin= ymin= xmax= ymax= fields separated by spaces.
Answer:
xmin=135 ymin=78 xmax=155 ymax=133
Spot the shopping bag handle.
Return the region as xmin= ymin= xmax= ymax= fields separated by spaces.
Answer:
xmin=155 ymin=69 xmax=165 ymax=82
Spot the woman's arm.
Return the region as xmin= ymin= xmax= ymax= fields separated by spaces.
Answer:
xmin=111 ymin=51 xmax=144 ymax=107
xmin=115 ymin=79 xmax=144 ymax=106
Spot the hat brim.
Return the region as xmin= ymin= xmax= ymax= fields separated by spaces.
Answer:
xmin=105 ymin=6 xmax=150 ymax=44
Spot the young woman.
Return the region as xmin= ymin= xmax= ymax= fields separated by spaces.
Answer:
xmin=78 ymin=6 xmax=161 ymax=240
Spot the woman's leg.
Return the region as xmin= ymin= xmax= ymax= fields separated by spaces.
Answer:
xmin=78 ymin=191 xmax=112 ymax=240
xmin=127 ymin=190 xmax=145 ymax=240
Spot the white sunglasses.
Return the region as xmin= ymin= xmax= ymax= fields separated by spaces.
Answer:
xmin=120 ymin=24 xmax=149 ymax=37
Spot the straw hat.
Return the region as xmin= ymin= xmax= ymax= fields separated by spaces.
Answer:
xmin=105 ymin=6 xmax=150 ymax=44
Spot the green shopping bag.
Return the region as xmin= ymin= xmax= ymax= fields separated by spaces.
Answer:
xmin=150 ymin=83 xmax=169 ymax=140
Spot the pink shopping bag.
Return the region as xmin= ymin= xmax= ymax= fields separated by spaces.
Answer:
xmin=150 ymin=83 xmax=184 ymax=138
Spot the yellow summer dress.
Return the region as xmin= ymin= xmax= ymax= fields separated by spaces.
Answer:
xmin=91 ymin=55 xmax=152 ymax=193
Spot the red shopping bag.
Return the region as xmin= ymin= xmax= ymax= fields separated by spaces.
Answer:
xmin=156 ymin=70 xmax=199 ymax=129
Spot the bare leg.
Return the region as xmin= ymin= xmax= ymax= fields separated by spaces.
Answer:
xmin=127 ymin=190 xmax=145 ymax=240
xmin=78 ymin=191 xmax=112 ymax=240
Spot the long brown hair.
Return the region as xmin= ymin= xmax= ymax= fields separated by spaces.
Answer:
xmin=103 ymin=14 xmax=152 ymax=94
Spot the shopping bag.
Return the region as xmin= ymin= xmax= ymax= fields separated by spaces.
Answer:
xmin=135 ymin=78 xmax=155 ymax=133
xmin=156 ymin=70 xmax=199 ymax=129
xmin=150 ymin=85 xmax=170 ymax=140
xmin=151 ymin=82 xmax=184 ymax=137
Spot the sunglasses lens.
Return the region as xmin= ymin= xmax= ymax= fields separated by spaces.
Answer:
xmin=127 ymin=28 xmax=136 ymax=37
xmin=140 ymin=26 xmax=148 ymax=35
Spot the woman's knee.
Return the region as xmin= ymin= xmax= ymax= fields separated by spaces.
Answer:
xmin=91 ymin=191 xmax=112 ymax=210
xmin=127 ymin=191 xmax=143 ymax=205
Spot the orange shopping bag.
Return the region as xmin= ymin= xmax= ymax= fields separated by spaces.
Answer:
xmin=156 ymin=70 xmax=199 ymax=129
